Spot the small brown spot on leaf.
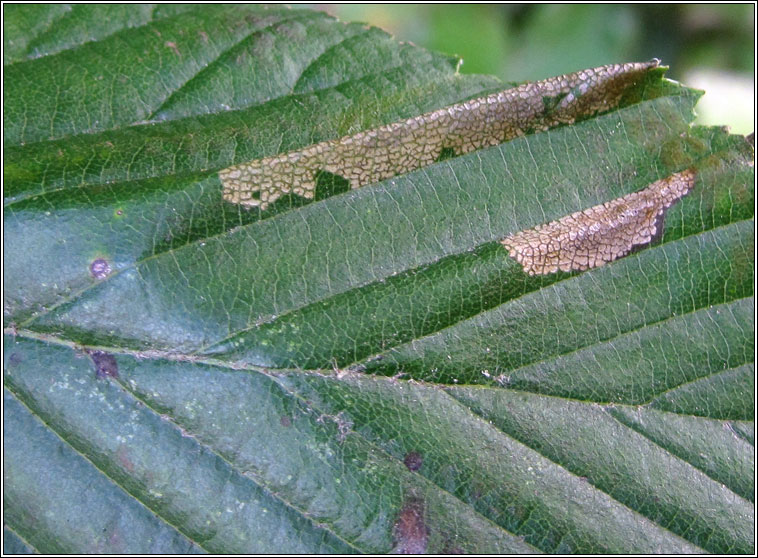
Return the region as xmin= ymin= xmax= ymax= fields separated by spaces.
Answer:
xmin=87 ymin=350 xmax=119 ymax=379
xmin=403 ymin=451 xmax=423 ymax=472
xmin=90 ymin=258 xmax=112 ymax=279
xmin=280 ymin=416 xmax=292 ymax=427
xmin=393 ymin=498 xmax=429 ymax=554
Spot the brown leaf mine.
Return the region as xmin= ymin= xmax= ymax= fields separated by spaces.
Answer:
xmin=393 ymin=498 xmax=429 ymax=554
xmin=502 ymin=169 xmax=696 ymax=275
xmin=220 ymin=61 xmax=660 ymax=209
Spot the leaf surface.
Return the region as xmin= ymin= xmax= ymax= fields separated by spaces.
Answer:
xmin=3 ymin=5 xmax=754 ymax=554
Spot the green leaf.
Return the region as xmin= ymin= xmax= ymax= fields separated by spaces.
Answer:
xmin=3 ymin=5 xmax=754 ymax=554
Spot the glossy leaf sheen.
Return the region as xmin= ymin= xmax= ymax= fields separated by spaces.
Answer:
xmin=3 ymin=5 xmax=754 ymax=554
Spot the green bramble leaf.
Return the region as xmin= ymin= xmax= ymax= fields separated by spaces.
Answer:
xmin=4 ymin=4 xmax=753 ymax=554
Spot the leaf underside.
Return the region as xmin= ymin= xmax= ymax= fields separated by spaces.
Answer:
xmin=3 ymin=5 xmax=754 ymax=555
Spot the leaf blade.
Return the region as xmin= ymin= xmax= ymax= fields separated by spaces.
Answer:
xmin=3 ymin=5 xmax=753 ymax=554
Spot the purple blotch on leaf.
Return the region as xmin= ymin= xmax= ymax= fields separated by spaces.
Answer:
xmin=90 ymin=258 xmax=111 ymax=279
xmin=404 ymin=451 xmax=423 ymax=472
xmin=87 ymin=350 xmax=119 ymax=379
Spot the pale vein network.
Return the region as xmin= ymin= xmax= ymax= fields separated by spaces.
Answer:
xmin=219 ymin=60 xmax=661 ymax=209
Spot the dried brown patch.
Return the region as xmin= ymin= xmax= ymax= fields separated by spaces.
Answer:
xmin=502 ymin=169 xmax=696 ymax=275
xmin=220 ymin=61 xmax=660 ymax=209
xmin=393 ymin=497 xmax=429 ymax=554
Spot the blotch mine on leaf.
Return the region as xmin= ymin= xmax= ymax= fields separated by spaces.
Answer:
xmin=87 ymin=350 xmax=119 ymax=379
xmin=501 ymin=169 xmax=696 ymax=275
xmin=393 ymin=497 xmax=429 ymax=554
xmin=90 ymin=258 xmax=111 ymax=279
xmin=220 ymin=61 xmax=661 ymax=209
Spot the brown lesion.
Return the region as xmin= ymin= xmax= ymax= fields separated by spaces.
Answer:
xmin=393 ymin=497 xmax=429 ymax=554
xmin=220 ymin=60 xmax=661 ymax=209
xmin=501 ymin=169 xmax=696 ymax=275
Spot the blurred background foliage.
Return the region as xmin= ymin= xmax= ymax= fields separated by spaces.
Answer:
xmin=313 ymin=3 xmax=755 ymax=134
